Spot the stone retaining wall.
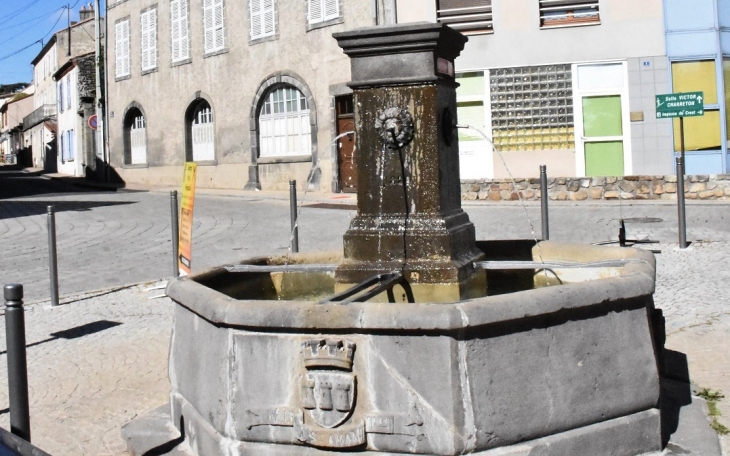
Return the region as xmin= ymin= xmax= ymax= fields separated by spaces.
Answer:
xmin=461 ymin=175 xmax=730 ymax=202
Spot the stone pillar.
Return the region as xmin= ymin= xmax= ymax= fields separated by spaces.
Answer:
xmin=333 ymin=23 xmax=485 ymax=303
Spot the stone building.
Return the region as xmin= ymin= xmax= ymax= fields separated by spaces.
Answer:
xmin=106 ymin=0 xmax=396 ymax=192
xmin=0 ymin=87 xmax=34 ymax=166
xmin=396 ymin=0 xmax=730 ymax=178
xmin=25 ymin=5 xmax=103 ymax=175
xmin=54 ymin=53 xmax=100 ymax=177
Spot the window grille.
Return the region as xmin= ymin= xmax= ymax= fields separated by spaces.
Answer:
xmin=490 ymin=64 xmax=575 ymax=151
xmin=141 ymin=9 xmax=158 ymax=70
xmin=250 ymin=0 xmax=275 ymax=40
xmin=308 ymin=0 xmax=339 ymax=25
xmin=171 ymin=0 xmax=190 ymax=62
xmin=539 ymin=0 xmax=599 ymax=28
xmin=436 ymin=0 xmax=492 ymax=35
xmin=204 ymin=0 xmax=225 ymax=53
xmin=259 ymin=87 xmax=310 ymax=157
xmin=115 ymin=20 xmax=131 ymax=77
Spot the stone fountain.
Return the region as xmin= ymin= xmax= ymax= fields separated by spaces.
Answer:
xmin=124 ymin=23 xmax=664 ymax=456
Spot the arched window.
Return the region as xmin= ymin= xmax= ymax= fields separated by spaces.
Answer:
xmin=258 ymin=86 xmax=311 ymax=158
xmin=123 ymin=106 xmax=147 ymax=165
xmin=185 ymin=98 xmax=215 ymax=162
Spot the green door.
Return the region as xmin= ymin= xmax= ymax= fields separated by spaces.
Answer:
xmin=582 ymin=95 xmax=624 ymax=176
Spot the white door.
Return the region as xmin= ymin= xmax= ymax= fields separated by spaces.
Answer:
xmin=573 ymin=62 xmax=631 ymax=177
xmin=131 ymin=115 xmax=147 ymax=164
xmin=192 ymin=107 xmax=215 ymax=161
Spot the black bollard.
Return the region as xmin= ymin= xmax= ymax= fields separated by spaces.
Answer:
xmin=676 ymin=157 xmax=687 ymax=249
xmin=47 ymin=206 xmax=59 ymax=307
xmin=4 ymin=284 xmax=31 ymax=442
xmin=540 ymin=165 xmax=549 ymax=240
xmin=171 ymin=191 xmax=180 ymax=277
xmin=289 ymin=180 xmax=299 ymax=253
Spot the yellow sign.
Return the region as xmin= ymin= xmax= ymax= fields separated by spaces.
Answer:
xmin=178 ymin=162 xmax=197 ymax=275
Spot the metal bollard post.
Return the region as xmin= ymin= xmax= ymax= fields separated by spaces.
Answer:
xmin=170 ymin=191 xmax=180 ymax=278
xmin=47 ymin=206 xmax=59 ymax=307
xmin=540 ymin=165 xmax=549 ymax=240
xmin=289 ymin=180 xmax=299 ymax=253
xmin=676 ymin=157 xmax=687 ymax=249
xmin=4 ymin=284 xmax=31 ymax=443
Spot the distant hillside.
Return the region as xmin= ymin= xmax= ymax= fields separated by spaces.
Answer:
xmin=0 ymin=83 xmax=29 ymax=96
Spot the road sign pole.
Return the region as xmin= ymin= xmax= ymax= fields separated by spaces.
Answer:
xmin=677 ymin=117 xmax=687 ymax=249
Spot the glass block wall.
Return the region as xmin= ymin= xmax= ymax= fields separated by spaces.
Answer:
xmin=490 ymin=64 xmax=575 ymax=151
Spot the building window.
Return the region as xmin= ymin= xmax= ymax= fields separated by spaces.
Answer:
xmin=115 ymin=19 xmax=131 ymax=78
xmin=258 ymin=86 xmax=311 ymax=158
xmin=66 ymin=130 xmax=74 ymax=161
xmin=671 ymin=60 xmax=721 ymax=152
xmin=188 ymin=100 xmax=215 ymax=161
xmin=124 ymin=107 xmax=147 ymax=165
xmin=539 ymin=0 xmax=599 ymax=28
xmin=308 ymin=0 xmax=339 ymax=25
xmin=724 ymin=58 xmax=730 ymax=143
xmin=171 ymin=0 xmax=190 ymax=62
xmin=203 ymin=0 xmax=225 ymax=53
xmin=65 ymin=74 xmax=71 ymax=111
xmin=250 ymin=0 xmax=275 ymax=40
xmin=59 ymin=79 xmax=64 ymax=113
xmin=489 ymin=64 xmax=574 ymax=151
xmin=141 ymin=8 xmax=158 ymax=71
xmin=436 ymin=0 xmax=492 ymax=35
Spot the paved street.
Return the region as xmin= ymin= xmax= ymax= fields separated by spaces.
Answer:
xmin=0 ymin=169 xmax=729 ymax=455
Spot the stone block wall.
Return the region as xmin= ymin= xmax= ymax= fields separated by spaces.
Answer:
xmin=461 ymin=175 xmax=730 ymax=202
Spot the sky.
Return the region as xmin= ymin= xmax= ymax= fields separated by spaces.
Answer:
xmin=0 ymin=0 xmax=106 ymax=86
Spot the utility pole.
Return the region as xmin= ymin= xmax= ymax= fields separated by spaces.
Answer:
xmin=94 ymin=0 xmax=106 ymax=181
xmin=67 ymin=4 xmax=71 ymax=56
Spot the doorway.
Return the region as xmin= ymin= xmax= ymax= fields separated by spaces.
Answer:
xmin=573 ymin=62 xmax=631 ymax=177
xmin=336 ymin=95 xmax=356 ymax=192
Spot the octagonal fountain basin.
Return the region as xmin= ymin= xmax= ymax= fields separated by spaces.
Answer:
xmin=164 ymin=240 xmax=663 ymax=456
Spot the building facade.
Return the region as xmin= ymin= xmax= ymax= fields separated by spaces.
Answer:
xmin=0 ymin=87 xmax=34 ymax=166
xmin=106 ymin=0 xmax=396 ymax=191
xmin=398 ymin=0 xmax=730 ymax=179
xmin=665 ymin=0 xmax=730 ymax=175
xmin=55 ymin=54 xmax=99 ymax=177
xmin=26 ymin=38 xmax=59 ymax=170
xmin=25 ymin=5 xmax=102 ymax=175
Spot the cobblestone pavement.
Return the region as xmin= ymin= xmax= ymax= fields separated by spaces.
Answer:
xmin=0 ymin=283 xmax=173 ymax=455
xmin=0 ymin=171 xmax=729 ymax=454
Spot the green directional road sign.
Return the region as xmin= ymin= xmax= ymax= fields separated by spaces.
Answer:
xmin=655 ymin=91 xmax=705 ymax=118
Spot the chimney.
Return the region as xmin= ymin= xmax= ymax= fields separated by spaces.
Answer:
xmin=79 ymin=4 xmax=94 ymax=22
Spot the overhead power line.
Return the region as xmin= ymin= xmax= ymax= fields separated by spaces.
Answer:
xmin=0 ymin=0 xmax=47 ymax=27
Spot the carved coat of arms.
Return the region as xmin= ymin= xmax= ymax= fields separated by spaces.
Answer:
xmin=299 ymin=339 xmax=357 ymax=429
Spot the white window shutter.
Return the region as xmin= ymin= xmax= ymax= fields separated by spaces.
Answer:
xmin=250 ymin=0 xmax=262 ymax=39
xmin=123 ymin=21 xmax=130 ymax=76
xmin=324 ymin=0 xmax=338 ymax=21
xmin=214 ymin=0 xmax=224 ymax=50
xmin=141 ymin=13 xmax=149 ymax=70
xmin=263 ymin=0 xmax=275 ymax=35
xmin=180 ymin=0 xmax=189 ymax=59
xmin=115 ymin=22 xmax=125 ymax=77
xmin=309 ymin=0 xmax=322 ymax=24
xmin=150 ymin=10 xmax=157 ymax=68
xmin=171 ymin=0 xmax=181 ymax=61
xmin=66 ymin=75 xmax=71 ymax=110
xmin=203 ymin=0 xmax=214 ymax=53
